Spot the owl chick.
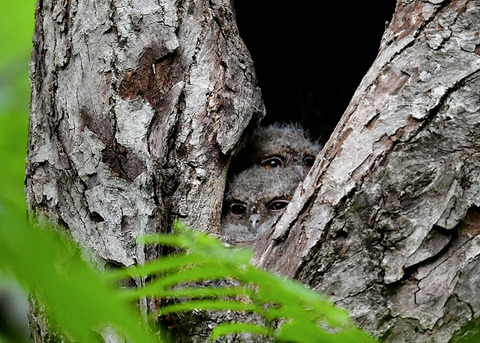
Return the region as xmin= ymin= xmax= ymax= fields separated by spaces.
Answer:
xmin=245 ymin=123 xmax=322 ymax=176
xmin=221 ymin=166 xmax=303 ymax=243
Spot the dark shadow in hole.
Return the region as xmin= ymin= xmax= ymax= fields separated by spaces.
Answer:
xmin=234 ymin=1 xmax=397 ymax=142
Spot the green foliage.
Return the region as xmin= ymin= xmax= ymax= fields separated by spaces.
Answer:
xmin=0 ymin=0 xmax=35 ymax=68
xmin=0 ymin=3 xmax=36 ymax=340
xmin=0 ymin=0 xmax=34 ymax=213
xmin=109 ymin=221 xmax=377 ymax=342
xmin=0 ymin=212 xmax=159 ymax=342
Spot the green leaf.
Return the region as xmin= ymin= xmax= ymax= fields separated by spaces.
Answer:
xmin=0 ymin=0 xmax=35 ymax=68
xmin=211 ymin=322 xmax=270 ymax=339
xmin=239 ymin=266 xmax=351 ymax=329
xmin=105 ymin=253 xmax=203 ymax=282
xmin=0 ymin=214 xmax=159 ymax=343
xmin=120 ymin=283 xmax=249 ymax=302
xmin=139 ymin=225 xmax=253 ymax=266
xmin=153 ymin=285 xmax=248 ymax=299
xmin=158 ymin=299 xmax=258 ymax=316
xmin=126 ymin=263 xmax=238 ymax=299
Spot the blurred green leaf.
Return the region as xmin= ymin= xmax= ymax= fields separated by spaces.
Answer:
xmin=0 ymin=1 xmax=34 ymax=214
xmin=105 ymin=253 xmax=203 ymax=282
xmin=151 ymin=285 xmax=248 ymax=300
xmin=127 ymin=263 xmax=239 ymax=299
xmin=0 ymin=207 xmax=159 ymax=343
xmin=158 ymin=299 xmax=258 ymax=316
xmin=0 ymin=112 xmax=28 ymax=211
xmin=211 ymin=322 xmax=271 ymax=339
xmin=0 ymin=0 xmax=35 ymax=68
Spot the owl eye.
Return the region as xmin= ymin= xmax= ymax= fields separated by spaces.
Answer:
xmin=303 ymin=155 xmax=315 ymax=168
xmin=230 ymin=202 xmax=247 ymax=216
xmin=267 ymin=199 xmax=289 ymax=211
xmin=262 ymin=156 xmax=284 ymax=169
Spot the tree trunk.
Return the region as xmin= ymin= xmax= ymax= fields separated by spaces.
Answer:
xmin=255 ymin=0 xmax=480 ymax=341
xmin=26 ymin=0 xmax=263 ymax=340
xmin=26 ymin=0 xmax=480 ymax=342
xmin=27 ymin=0 xmax=264 ymax=275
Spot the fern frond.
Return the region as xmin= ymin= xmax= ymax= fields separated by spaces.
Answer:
xmin=129 ymin=222 xmax=376 ymax=343
xmin=211 ymin=322 xmax=271 ymax=339
xmin=104 ymin=253 xmax=203 ymax=282
xmin=158 ymin=299 xmax=258 ymax=316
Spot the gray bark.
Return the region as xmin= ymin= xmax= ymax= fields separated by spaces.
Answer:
xmin=27 ymin=0 xmax=263 ymax=340
xmin=26 ymin=0 xmax=480 ymax=342
xmin=27 ymin=0 xmax=263 ymax=273
xmin=255 ymin=0 xmax=480 ymax=341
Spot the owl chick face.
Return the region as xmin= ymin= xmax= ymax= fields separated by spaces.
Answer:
xmin=249 ymin=123 xmax=322 ymax=175
xmin=221 ymin=166 xmax=303 ymax=242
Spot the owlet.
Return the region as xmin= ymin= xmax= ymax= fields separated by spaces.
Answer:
xmin=221 ymin=166 xmax=303 ymax=243
xmin=243 ymin=123 xmax=322 ymax=176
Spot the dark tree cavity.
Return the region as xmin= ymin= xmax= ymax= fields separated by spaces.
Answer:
xmin=234 ymin=1 xmax=397 ymax=140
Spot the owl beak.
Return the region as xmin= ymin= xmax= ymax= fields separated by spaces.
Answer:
xmin=249 ymin=213 xmax=261 ymax=231
xmin=294 ymin=165 xmax=305 ymax=178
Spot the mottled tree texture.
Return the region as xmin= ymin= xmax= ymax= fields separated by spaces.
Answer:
xmin=26 ymin=0 xmax=480 ymax=341
xmin=27 ymin=0 xmax=264 ymax=265
xmin=26 ymin=0 xmax=263 ymax=341
xmin=222 ymin=123 xmax=321 ymax=243
xmin=255 ymin=1 xmax=480 ymax=342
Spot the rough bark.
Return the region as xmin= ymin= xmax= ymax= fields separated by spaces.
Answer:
xmin=27 ymin=0 xmax=263 ymax=271
xmin=255 ymin=0 xmax=480 ymax=341
xmin=26 ymin=0 xmax=480 ymax=342
xmin=26 ymin=0 xmax=263 ymax=340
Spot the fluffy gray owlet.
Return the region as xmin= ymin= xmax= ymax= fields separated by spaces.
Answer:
xmin=247 ymin=123 xmax=322 ymax=176
xmin=221 ymin=166 xmax=303 ymax=243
